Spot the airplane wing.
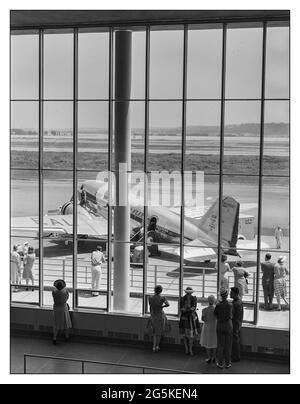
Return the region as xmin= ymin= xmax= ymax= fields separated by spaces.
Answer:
xmin=170 ymin=238 xmax=217 ymax=262
xmin=11 ymin=212 xmax=108 ymax=239
xmin=237 ymin=239 xmax=270 ymax=250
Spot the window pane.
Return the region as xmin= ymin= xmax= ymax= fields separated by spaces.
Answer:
xmin=78 ymin=30 xmax=109 ymax=99
xmin=109 ymin=242 xmax=143 ymax=314
xmin=184 ymin=174 xmax=219 ymax=248
xmin=43 ymin=170 xmax=73 ymax=306
xmin=258 ymin=251 xmax=289 ymax=329
xmin=224 ymin=101 xmax=261 ymax=175
xmin=148 ymin=101 xmax=182 ymax=171
xmin=263 ymin=101 xmax=289 ymax=176
xmin=78 ymin=101 xmax=108 ymax=170
xmin=11 ymin=101 xmax=39 ymax=169
xmin=112 ymin=101 xmax=145 ymax=172
xmin=261 ymin=177 xmax=289 ymax=252
xmin=226 ymin=25 xmax=263 ymax=99
xmin=43 ymin=101 xmax=73 ymax=169
xmin=11 ymin=33 xmax=39 ymax=99
xmin=146 ymin=243 xmax=180 ymax=316
xmin=187 ymin=25 xmax=222 ymax=99
xmin=150 ymin=27 xmax=183 ymax=99
xmin=44 ymin=32 xmax=73 ymax=99
xmin=131 ymin=30 xmax=146 ymax=99
xmin=222 ymin=175 xmax=259 ymax=251
xmin=265 ymin=26 xmax=289 ymax=99
xmin=11 ymin=169 xmax=39 ymax=237
xmin=186 ymin=101 xmax=221 ymax=174
xmin=11 ymin=237 xmax=39 ymax=305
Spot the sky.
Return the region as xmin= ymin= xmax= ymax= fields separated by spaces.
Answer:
xmin=11 ymin=25 xmax=289 ymax=129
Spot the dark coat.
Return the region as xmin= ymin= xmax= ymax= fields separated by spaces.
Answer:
xmin=179 ymin=294 xmax=201 ymax=333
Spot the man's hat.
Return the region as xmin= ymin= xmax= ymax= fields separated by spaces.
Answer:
xmin=220 ymin=288 xmax=228 ymax=298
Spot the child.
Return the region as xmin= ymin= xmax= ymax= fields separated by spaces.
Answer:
xmin=200 ymin=295 xmax=217 ymax=363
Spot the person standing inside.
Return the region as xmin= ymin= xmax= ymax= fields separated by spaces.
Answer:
xmin=230 ymin=287 xmax=244 ymax=363
xmin=11 ymin=245 xmax=21 ymax=290
xmin=215 ymin=254 xmax=231 ymax=291
xmin=22 ymin=246 xmax=36 ymax=291
xmin=232 ymin=261 xmax=250 ymax=300
xmin=91 ymin=245 xmax=105 ymax=296
xmin=80 ymin=185 xmax=87 ymax=207
xmin=149 ymin=285 xmax=170 ymax=352
xmin=274 ymin=226 xmax=284 ymax=249
xmin=214 ymin=288 xmax=233 ymax=369
xmin=261 ymin=253 xmax=275 ymax=310
xmin=274 ymin=256 xmax=289 ymax=311
xmin=179 ymin=287 xmax=201 ymax=356
xmin=200 ymin=295 xmax=217 ymax=363
xmin=52 ymin=279 xmax=72 ymax=344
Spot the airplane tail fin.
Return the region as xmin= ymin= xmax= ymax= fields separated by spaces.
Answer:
xmin=197 ymin=196 xmax=240 ymax=249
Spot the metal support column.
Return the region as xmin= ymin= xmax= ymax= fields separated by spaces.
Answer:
xmin=217 ymin=24 xmax=227 ymax=294
xmin=113 ymin=30 xmax=132 ymax=312
xmin=38 ymin=29 xmax=44 ymax=307
xmin=72 ymin=28 xmax=78 ymax=308
xmin=179 ymin=25 xmax=188 ymax=302
xmin=255 ymin=22 xmax=267 ymax=325
xmin=142 ymin=26 xmax=150 ymax=315
xmin=107 ymin=27 xmax=114 ymax=312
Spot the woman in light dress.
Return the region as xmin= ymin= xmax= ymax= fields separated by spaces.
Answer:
xmin=200 ymin=295 xmax=217 ymax=363
xmin=52 ymin=279 xmax=72 ymax=344
xmin=149 ymin=285 xmax=170 ymax=352
xmin=215 ymin=254 xmax=231 ymax=291
xmin=232 ymin=261 xmax=250 ymax=300
xmin=274 ymin=256 xmax=289 ymax=311
xmin=11 ymin=245 xmax=21 ymax=289
xmin=22 ymin=246 xmax=36 ymax=290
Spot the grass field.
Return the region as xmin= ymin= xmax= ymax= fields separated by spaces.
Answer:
xmin=11 ymin=151 xmax=289 ymax=178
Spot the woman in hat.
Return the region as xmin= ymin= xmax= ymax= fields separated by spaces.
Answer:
xmin=52 ymin=279 xmax=72 ymax=344
xmin=274 ymin=256 xmax=289 ymax=311
xmin=200 ymin=295 xmax=217 ymax=363
xmin=148 ymin=285 xmax=170 ymax=352
xmin=232 ymin=261 xmax=250 ymax=300
xmin=179 ymin=286 xmax=201 ymax=355
xmin=22 ymin=246 xmax=36 ymax=290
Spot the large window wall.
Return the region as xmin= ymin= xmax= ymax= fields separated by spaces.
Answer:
xmin=10 ymin=20 xmax=289 ymax=326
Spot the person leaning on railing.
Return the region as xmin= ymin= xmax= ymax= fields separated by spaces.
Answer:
xmin=52 ymin=279 xmax=72 ymax=345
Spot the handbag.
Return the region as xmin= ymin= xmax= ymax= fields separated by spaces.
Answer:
xmin=145 ymin=318 xmax=153 ymax=335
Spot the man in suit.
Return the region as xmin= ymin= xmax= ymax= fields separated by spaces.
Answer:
xmin=230 ymin=286 xmax=244 ymax=363
xmin=261 ymin=253 xmax=275 ymax=310
xmin=214 ymin=288 xmax=233 ymax=369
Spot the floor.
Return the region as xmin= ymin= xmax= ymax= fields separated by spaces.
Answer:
xmin=11 ymin=334 xmax=289 ymax=375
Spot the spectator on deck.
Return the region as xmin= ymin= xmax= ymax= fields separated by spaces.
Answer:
xmin=80 ymin=185 xmax=87 ymax=207
xmin=274 ymin=256 xmax=289 ymax=311
xmin=148 ymin=285 xmax=170 ymax=352
xmin=274 ymin=226 xmax=284 ymax=249
xmin=200 ymin=295 xmax=217 ymax=363
xmin=214 ymin=288 xmax=233 ymax=370
xmin=52 ymin=279 xmax=72 ymax=344
xmin=215 ymin=254 xmax=231 ymax=291
xmin=261 ymin=253 xmax=275 ymax=310
xmin=22 ymin=241 xmax=29 ymax=259
xmin=91 ymin=245 xmax=105 ymax=296
xmin=22 ymin=246 xmax=36 ymax=290
xmin=11 ymin=244 xmax=21 ymax=290
xmin=179 ymin=287 xmax=201 ymax=356
xmin=230 ymin=287 xmax=244 ymax=363
xmin=232 ymin=261 xmax=250 ymax=300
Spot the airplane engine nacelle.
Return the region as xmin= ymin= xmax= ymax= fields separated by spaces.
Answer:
xmin=60 ymin=202 xmax=73 ymax=215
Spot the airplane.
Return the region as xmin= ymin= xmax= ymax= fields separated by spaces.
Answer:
xmin=11 ymin=179 xmax=266 ymax=264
